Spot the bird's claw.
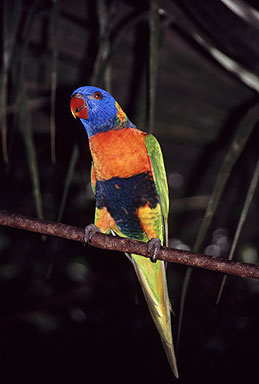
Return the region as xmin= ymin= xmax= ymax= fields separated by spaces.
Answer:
xmin=84 ymin=224 xmax=101 ymax=244
xmin=147 ymin=238 xmax=161 ymax=263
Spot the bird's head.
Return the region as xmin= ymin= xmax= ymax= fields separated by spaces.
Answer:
xmin=70 ymin=86 xmax=134 ymax=137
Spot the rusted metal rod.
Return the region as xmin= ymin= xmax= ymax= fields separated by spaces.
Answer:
xmin=0 ymin=209 xmax=259 ymax=279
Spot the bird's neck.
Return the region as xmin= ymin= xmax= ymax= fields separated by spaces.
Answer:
xmin=114 ymin=101 xmax=136 ymax=129
xmin=81 ymin=102 xmax=136 ymax=138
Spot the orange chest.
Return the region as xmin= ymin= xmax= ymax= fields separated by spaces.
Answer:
xmin=89 ymin=128 xmax=151 ymax=180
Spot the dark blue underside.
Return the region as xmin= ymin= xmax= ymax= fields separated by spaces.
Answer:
xmin=95 ymin=172 xmax=159 ymax=240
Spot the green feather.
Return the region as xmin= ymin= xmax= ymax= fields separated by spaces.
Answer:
xmin=145 ymin=134 xmax=169 ymax=246
xmin=91 ymin=161 xmax=96 ymax=195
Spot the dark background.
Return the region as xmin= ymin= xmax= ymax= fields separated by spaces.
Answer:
xmin=1 ymin=0 xmax=259 ymax=383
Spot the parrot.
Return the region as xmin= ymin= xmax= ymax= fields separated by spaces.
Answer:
xmin=70 ymin=86 xmax=178 ymax=378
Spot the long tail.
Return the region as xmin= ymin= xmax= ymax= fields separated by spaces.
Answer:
xmin=131 ymin=254 xmax=179 ymax=378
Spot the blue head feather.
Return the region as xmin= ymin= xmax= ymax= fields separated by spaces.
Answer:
xmin=71 ymin=86 xmax=135 ymax=138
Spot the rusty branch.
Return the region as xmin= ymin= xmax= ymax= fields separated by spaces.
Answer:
xmin=0 ymin=210 xmax=258 ymax=279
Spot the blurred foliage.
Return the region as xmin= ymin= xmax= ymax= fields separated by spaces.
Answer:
xmin=0 ymin=0 xmax=259 ymax=383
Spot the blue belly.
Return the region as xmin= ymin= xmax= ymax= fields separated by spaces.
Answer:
xmin=95 ymin=172 xmax=159 ymax=240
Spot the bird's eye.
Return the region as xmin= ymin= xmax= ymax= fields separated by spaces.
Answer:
xmin=94 ymin=91 xmax=103 ymax=100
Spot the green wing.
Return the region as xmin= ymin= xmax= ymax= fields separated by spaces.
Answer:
xmin=143 ymin=134 xmax=178 ymax=376
xmin=90 ymin=161 xmax=96 ymax=195
xmin=145 ymin=134 xmax=169 ymax=245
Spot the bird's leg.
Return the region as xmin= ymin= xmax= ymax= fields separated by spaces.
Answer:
xmin=147 ymin=238 xmax=161 ymax=263
xmin=84 ymin=224 xmax=101 ymax=244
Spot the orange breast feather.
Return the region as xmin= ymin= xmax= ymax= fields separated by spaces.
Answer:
xmin=89 ymin=128 xmax=151 ymax=180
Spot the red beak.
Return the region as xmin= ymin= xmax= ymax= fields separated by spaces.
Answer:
xmin=70 ymin=94 xmax=88 ymax=119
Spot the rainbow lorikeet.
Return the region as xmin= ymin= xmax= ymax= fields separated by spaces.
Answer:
xmin=70 ymin=86 xmax=178 ymax=378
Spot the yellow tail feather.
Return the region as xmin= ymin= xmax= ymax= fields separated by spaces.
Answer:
xmin=131 ymin=255 xmax=179 ymax=378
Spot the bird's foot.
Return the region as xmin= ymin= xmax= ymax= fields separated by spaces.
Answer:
xmin=84 ymin=224 xmax=101 ymax=244
xmin=147 ymin=238 xmax=161 ymax=263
